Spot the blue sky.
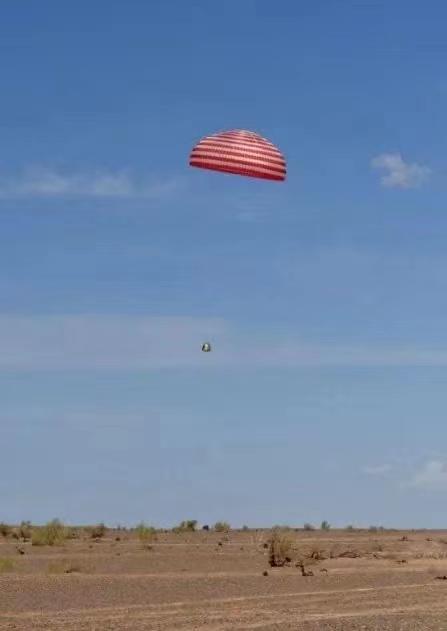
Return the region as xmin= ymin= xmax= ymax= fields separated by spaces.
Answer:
xmin=2 ymin=0 xmax=447 ymax=527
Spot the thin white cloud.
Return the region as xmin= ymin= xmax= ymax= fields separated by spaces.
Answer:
xmin=362 ymin=464 xmax=392 ymax=476
xmin=1 ymin=315 xmax=447 ymax=371
xmin=408 ymin=460 xmax=447 ymax=490
xmin=371 ymin=153 xmax=430 ymax=189
xmin=0 ymin=167 xmax=183 ymax=199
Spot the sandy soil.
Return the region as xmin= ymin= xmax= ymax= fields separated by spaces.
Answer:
xmin=1 ymin=528 xmax=447 ymax=629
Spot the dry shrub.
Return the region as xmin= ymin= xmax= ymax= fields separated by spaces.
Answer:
xmin=87 ymin=523 xmax=107 ymax=539
xmin=0 ymin=523 xmax=11 ymax=537
xmin=303 ymin=523 xmax=315 ymax=531
xmin=214 ymin=521 xmax=230 ymax=533
xmin=268 ymin=528 xmax=294 ymax=567
xmin=32 ymin=519 xmax=69 ymax=546
xmin=309 ymin=548 xmax=327 ymax=561
xmin=418 ymin=552 xmax=447 ymax=560
xmin=296 ymin=560 xmax=314 ymax=576
xmin=18 ymin=521 xmax=32 ymax=541
xmin=251 ymin=530 xmax=266 ymax=551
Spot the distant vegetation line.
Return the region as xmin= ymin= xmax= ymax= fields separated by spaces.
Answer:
xmin=0 ymin=518 xmax=413 ymax=546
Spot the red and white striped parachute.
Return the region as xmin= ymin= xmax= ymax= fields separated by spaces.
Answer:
xmin=189 ymin=129 xmax=286 ymax=182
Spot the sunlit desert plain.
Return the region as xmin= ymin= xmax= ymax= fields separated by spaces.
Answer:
xmin=1 ymin=522 xmax=447 ymax=629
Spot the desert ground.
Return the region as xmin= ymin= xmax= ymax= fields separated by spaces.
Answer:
xmin=1 ymin=526 xmax=447 ymax=630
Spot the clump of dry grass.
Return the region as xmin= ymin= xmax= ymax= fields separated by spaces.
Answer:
xmin=87 ymin=523 xmax=107 ymax=539
xmin=416 ymin=551 xmax=447 ymax=560
xmin=250 ymin=529 xmax=266 ymax=551
xmin=268 ymin=528 xmax=294 ymax=567
xmin=47 ymin=560 xmax=84 ymax=574
xmin=0 ymin=558 xmax=15 ymax=573
xmin=309 ymin=548 xmax=327 ymax=561
xmin=32 ymin=519 xmax=69 ymax=546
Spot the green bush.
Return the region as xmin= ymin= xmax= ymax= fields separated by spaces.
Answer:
xmin=32 ymin=519 xmax=69 ymax=546
xmin=174 ymin=520 xmax=197 ymax=533
xmin=303 ymin=523 xmax=315 ymax=531
xmin=214 ymin=521 xmax=230 ymax=533
xmin=321 ymin=521 xmax=331 ymax=531
xmin=135 ymin=522 xmax=157 ymax=543
xmin=0 ymin=523 xmax=11 ymax=537
xmin=0 ymin=558 xmax=14 ymax=573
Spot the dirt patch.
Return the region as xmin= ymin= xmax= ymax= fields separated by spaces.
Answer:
xmin=1 ymin=529 xmax=447 ymax=629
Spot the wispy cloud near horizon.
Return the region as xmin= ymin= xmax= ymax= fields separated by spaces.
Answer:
xmin=371 ymin=153 xmax=431 ymax=189
xmin=0 ymin=167 xmax=184 ymax=199
xmin=408 ymin=460 xmax=447 ymax=490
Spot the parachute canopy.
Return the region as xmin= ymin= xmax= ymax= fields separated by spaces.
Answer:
xmin=201 ymin=342 xmax=212 ymax=353
xmin=189 ymin=129 xmax=286 ymax=181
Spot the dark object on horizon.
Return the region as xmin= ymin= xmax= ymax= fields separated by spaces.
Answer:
xmin=202 ymin=525 xmax=209 ymax=531
xmin=201 ymin=342 xmax=212 ymax=352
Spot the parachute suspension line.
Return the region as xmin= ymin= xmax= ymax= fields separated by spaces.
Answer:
xmin=190 ymin=129 xmax=286 ymax=353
